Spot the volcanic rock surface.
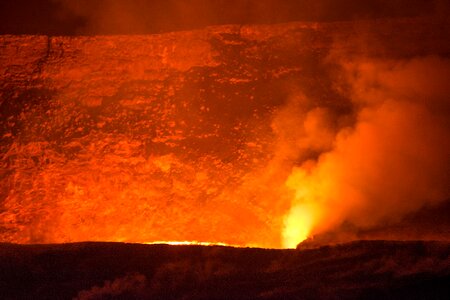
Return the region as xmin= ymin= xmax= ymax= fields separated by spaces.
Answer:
xmin=1 ymin=17 xmax=450 ymax=247
xmin=0 ymin=240 xmax=449 ymax=299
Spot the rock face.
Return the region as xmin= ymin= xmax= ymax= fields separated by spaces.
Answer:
xmin=1 ymin=18 xmax=449 ymax=247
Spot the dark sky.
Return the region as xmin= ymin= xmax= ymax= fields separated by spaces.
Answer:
xmin=0 ymin=0 xmax=439 ymax=35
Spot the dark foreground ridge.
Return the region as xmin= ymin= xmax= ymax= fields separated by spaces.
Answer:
xmin=0 ymin=240 xmax=449 ymax=299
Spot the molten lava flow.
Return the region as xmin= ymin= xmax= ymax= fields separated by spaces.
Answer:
xmin=145 ymin=241 xmax=240 ymax=247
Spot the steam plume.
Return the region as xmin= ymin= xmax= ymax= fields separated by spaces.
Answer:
xmin=282 ymin=56 xmax=450 ymax=247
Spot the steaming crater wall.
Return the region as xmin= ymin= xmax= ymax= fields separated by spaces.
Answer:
xmin=1 ymin=18 xmax=449 ymax=247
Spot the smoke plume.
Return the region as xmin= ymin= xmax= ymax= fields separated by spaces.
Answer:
xmin=282 ymin=56 xmax=450 ymax=247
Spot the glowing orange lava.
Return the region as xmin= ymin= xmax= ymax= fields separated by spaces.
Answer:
xmin=144 ymin=241 xmax=244 ymax=247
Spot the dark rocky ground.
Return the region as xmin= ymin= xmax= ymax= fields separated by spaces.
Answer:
xmin=0 ymin=240 xmax=449 ymax=299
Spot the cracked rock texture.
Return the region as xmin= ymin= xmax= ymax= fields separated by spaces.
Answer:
xmin=0 ymin=18 xmax=449 ymax=247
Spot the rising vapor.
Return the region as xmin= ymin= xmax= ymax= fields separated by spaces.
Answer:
xmin=282 ymin=56 xmax=450 ymax=247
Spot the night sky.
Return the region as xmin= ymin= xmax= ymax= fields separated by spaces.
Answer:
xmin=0 ymin=0 xmax=440 ymax=35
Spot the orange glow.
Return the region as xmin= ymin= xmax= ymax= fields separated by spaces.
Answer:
xmin=144 ymin=241 xmax=243 ymax=247
xmin=282 ymin=204 xmax=314 ymax=248
xmin=281 ymin=57 xmax=450 ymax=247
xmin=282 ymin=168 xmax=324 ymax=248
xmin=1 ymin=19 xmax=449 ymax=249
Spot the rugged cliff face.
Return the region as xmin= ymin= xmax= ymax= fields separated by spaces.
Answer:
xmin=1 ymin=18 xmax=449 ymax=247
